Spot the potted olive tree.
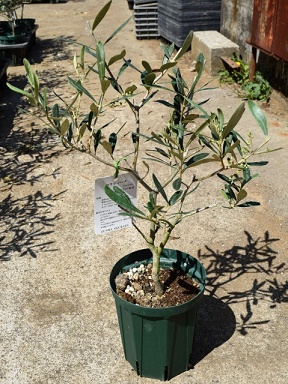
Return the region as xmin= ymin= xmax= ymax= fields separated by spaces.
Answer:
xmin=8 ymin=1 xmax=276 ymax=380
xmin=0 ymin=0 xmax=34 ymax=44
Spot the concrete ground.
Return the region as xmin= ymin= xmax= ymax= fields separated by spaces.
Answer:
xmin=0 ymin=1 xmax=287 ymax=383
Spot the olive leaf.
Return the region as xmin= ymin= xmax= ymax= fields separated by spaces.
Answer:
xmin=104 ymin=185 xmax=144 ymax=216
xmin=92 ymin=0 xmax=112 ymax=31
xmin=248 ymin=100 xmax=268 ymax=136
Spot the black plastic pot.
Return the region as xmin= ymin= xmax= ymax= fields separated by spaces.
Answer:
xmin=14 ymin=18 xmax=36 ymax=33
xmin=110 ymin=248 xmax=206 ymax=380
xmin=0 ymin=21 xmax=9 ymax=34
xmin=0 ymin=32 xmax=27 ymax=45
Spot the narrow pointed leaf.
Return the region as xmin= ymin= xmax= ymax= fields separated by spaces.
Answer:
xmin=152 ymin=174 xmax=168 ymax=203
xmin=125 ymin=84 xmax=137 ymax=94
xmin=154 ymin=99 xmax=175 ymax=108
xmin=92 ymin=0 xmax=112 ymax=31
xmin=141 ymin=90 xmax=158 ymax=107
xmin=60 ymin=119 xmax=70 ymax=135
xmin=102 ymin=140 xmax=112 ymax=154
xmin=174 ymin=31 xmax=193 ymax=61
xmin=108 ymin=50 xmax=126 ymax=66
xmin=247 ymin=161 xmax=269 ymax=166
xmin=42 ymin=87 xmax=47 ymax=110
xmin=104 ymin=16 xmax=132 ymax=44
xmin=101 ymin=79 xmax=110 ymax=94
xmin=248 ymin=100 xmax=268 ymax=136
xmin=243 ymin=168 xmax=251 ymax=181
xmin=173 ymin=178 xmax=182 ymax=190
xmin=159 ymin=62 xmax=177 ymax=72
xmin=96 ymin=42 xmax=105 ymax=80
xmin=237 ymin=201 xmax=260 ymax=207
xmin=104 ymin=185 xmax=144 ymax=215
xmin=90 ymin=102 xmax=99 ymax=116
xmin=169 ymin=190 xmax=183 ymax=205
xmin=155 ymin=147 xmax=169 ymax=158
xmin=109 ymin=133 xmax=117 ymax=154
xmin=160 ymin=42 xmax=175 ymax=61
xmin=80 ymin=46 xmax=85 ymax=68
xmin=222 ymin=102 xmax=245 ymax=139
xmin=224 ymin=139 xmax=241 ymax=155
xmin=218 ymin=108 xmax=224 ymax=131
xmin=183 ymin=113 xmax=199 ymax=122
xmin=221 ymin=190 xmax=229 ymax=201
xmin=68 ymin=77 xmax=96 ymax=102
xmin=77 ymin=123 xmax=87 ymax=141
xmin=6 ymin=83 xmax=33 ymax=99
xmin=117 ymin=59 xmax=131 ymax=79
xmin=184 ymin=153 xmax=209 ymax=168
xmin=93 ymin=130 xmax=101 ymax=152
xmin=142 ymin=61 xmax=152 ymax=73
xmin=188 ymin=52 xmax=205 ymax=96
xmin=236 ymin=189 xmax=247 ymax=203
xmin=217 ymin=173 xmax=231 ymax=183
xmin=143 ymin=72 xmax=156 ymax=86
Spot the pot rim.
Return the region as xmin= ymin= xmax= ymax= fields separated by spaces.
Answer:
xmin=110 ymin=248 xmax=206 ymax=316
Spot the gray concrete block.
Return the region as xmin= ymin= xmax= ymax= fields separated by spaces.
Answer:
xmin=191 ymin=31 xmax=239 ymax=75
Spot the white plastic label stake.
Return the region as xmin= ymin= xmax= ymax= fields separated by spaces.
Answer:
xmin=94 ymin=173 xmax=137 ymax=234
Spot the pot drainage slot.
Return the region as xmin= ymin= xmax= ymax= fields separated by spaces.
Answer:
xmin=164 ymin=365 xmax=168 ymax=381
xmin=135 ymin=361 xmax=140 ymax=376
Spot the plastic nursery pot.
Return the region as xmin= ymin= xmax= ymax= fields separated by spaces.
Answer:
xmin=0 ymin=21 xmax=9 ymax=34
xmin=0 ymin=33 xmax=26 ymax=45
xmin=14 ymin=18 xmax=35 ymax=33
xmin=110 ymin=248 xmax=206 ymax=381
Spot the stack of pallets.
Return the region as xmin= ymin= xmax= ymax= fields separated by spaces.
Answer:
xmin=133 ymin=0 xmax=159 ymax=40
xmin=158 ymin=0 xmax=221 ymax=47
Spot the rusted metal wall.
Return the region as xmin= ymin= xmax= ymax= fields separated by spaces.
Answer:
xmin=249 ymin=0 xmax=288 ymax=61
xmin=221 ymin=0 xmax=288 ymax=97
xmin=273 ymin=0 xmax=288 ymax=60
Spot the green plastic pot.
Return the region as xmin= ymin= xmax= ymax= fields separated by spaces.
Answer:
xmin=110 ymin=248 xmax=206 ymax=381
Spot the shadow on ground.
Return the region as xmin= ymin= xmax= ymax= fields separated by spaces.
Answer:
xmin=199 ymin=230 xmax=287 ymax=319
xmin=191 ymin=295 xmax=236 ymax=367
xmin=189 ymin=230 xmax=287 ymax=366
xmin=29 ymin=35 xmax=76 ymax=64
xmin=0 ymin=190 xmax=64 ymax=260
xmin=0 ymin=110 xmax=65 ymax=261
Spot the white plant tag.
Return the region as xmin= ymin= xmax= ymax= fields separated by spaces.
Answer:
xmin=94 ymin=173 xmax=137 ymax=234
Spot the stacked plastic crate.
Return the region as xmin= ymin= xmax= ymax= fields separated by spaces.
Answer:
xmin=133 ymin=0 xmax=159 ymax=40
xmin=158 ymin=0 xmax=222 ymax=47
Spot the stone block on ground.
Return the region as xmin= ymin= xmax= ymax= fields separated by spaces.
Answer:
xmin=191 ymin=31 xmax=239 ymax=75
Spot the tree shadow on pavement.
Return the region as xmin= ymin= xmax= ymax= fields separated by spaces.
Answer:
xmin=190 ymin=230 xmax=287 ymax=366
xmin=190 ymin=295 xmax=236 ymax=367
xmin=0 ymin=190 xmax=64 ymax=260
xmin=0 ymin=114 xmax=66 ymax=261
xmin=29 ymin=35 xmax=76 ymax=64
xmin=200 ymin=230 xmax=287 ymax=316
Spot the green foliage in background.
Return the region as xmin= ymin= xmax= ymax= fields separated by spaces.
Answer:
xmin=219 ymin=54 xmax=271 ymax=102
